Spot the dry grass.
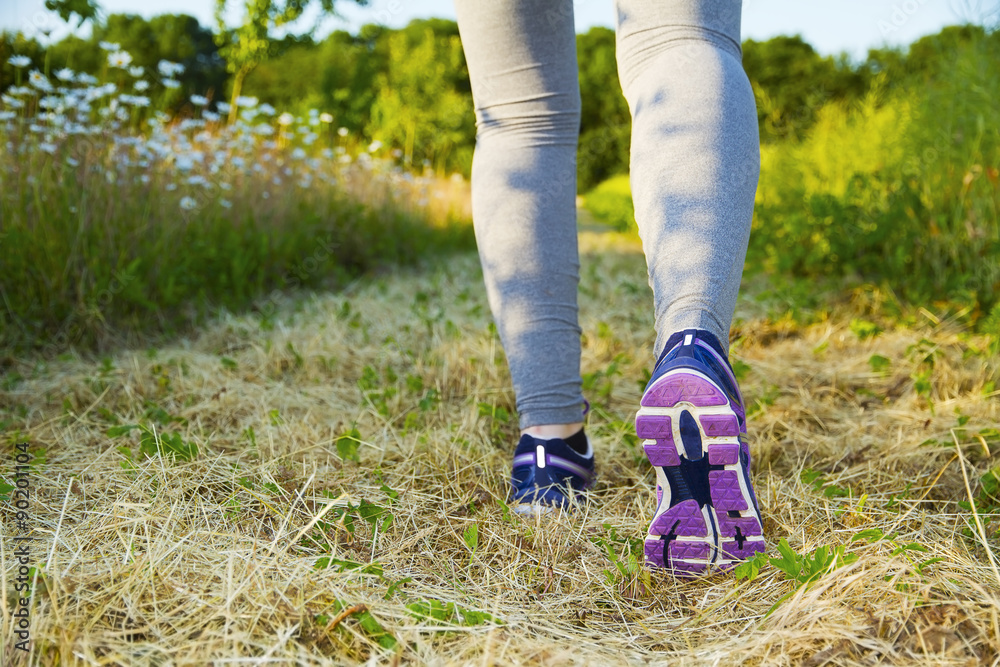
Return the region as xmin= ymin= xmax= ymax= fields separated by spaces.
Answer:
xmin=2 ymin=230 xmax=999 ymax=666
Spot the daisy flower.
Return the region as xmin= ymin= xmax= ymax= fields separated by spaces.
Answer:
xmin=108 ymin=51 xmax=133 ymax=68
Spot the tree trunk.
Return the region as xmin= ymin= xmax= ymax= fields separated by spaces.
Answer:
xmin=228 ymin=65 xmax=251 ymax=124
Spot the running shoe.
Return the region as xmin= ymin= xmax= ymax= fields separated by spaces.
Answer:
xmin=636 ymin=328 xmax=764 ymax=575
xmin=509 ymin=432 xmax=595 ymax=513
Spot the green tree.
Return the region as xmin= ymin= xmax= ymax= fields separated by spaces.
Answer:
xmin=241 ymin=24 xmax=390 ymax=137
xmin=367 ymin=20 xmax=474 ymax=172
xmin=577 ymin=26 xmax=631 ymax=190
xmin=44 ymin=0 xmax=99 ymax=27
xmin=213 ymin=0 xmax=366 ymax=122
xmin=87 ymin=13 xmax=226 ymax=111
xmin=742 ymin=35 xmax=865 ymax=141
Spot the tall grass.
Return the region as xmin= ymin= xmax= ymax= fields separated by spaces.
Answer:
xmin=751 ymin=35 xmax=1000 ymax=321
xmin=0 ymin=59 xmax=474 ymax=354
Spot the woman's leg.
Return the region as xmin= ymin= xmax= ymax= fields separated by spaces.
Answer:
xmin=454 ymin=0 xmax=585 ymax=432
xmin=615 ymin=0 xmax=764 ymax=573
xmin=615 ymin=0 xmax=759 ymax=357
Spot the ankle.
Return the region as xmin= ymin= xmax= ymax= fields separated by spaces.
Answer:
xmin=522 ymin=422 xmax=584 ymax=440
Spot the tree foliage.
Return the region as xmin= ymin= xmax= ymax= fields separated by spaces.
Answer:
xmin=213 ymin=0 xmax=366 ymax=119
xmin=2 ymin=15 xmax=990 ymax=185
xmin=44 ymin=0 xmax=100 ymax=27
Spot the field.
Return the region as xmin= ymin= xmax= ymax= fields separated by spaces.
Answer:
xmin=2 ymin=228 xmax=999 ymax=665
xmin=2 ymin=17 xmax=1000 ymax=667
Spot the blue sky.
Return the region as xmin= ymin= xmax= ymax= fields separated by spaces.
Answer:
xmin=2 ymin=0 xmax=996 ymax=60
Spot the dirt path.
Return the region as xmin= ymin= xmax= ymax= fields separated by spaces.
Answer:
xmin=1 ymin=231 xmax=998 ymax=665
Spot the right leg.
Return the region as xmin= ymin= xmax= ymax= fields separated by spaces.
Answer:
xmin=614 ymin=0 xmax=764 ymax=574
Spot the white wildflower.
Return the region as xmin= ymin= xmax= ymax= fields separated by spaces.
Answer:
xmin=77 ymin=73 xmax=99 ymax=85
xmin=203 ymin=110 xmax=220 ymax=122
xmin=39 ymin=142 xmax=57 ymax=154
xmin=216 ymin=101 xmax=231 ymax=114
xmin=320 ymin=112 xmax=333 ymax=123
xmin=291 ymin=147 xmax=306 ymax=160
xmin=99 ymin=41 xmax=120 ymax=51
xmin=0 ymin=111 xmax=16 ymax=121
xmin=2 ymin=95 xmax=25 ymax=109
xmin=55 ymin=68 xmax=75 ymax=81
xmin=337 ymin=127 xmax=348 ymax=137
xmin=179 ymin=196 xmax=197 ymax=211
xmin=29 ymin=70 xmax=53 ymax=92
xmin=368 ymin=140 xmax=383 ymax=152
xmin=175 ymin=155 xmax=195 ymax=171
xmin=120 ymin=94 xmax=150 ymax=107
xmin=321 ymin=148 xmax=333 ymax=159
xmin=7 ymin=55 xmax=31 ymax=68
xmin=190 ymin=94 xmax=209 ymax=106
xmin=235 ymin=95 xmax=258 ymax=108
xmin=8 ymin=86 xmax=31 ymax=96
xmin=108 ymin=51 xmax=132 ymax=68
xmin=220 ymin=199 xmax=232 ymax=208
xmin=66 ymin=156 xmax=79 ymax=166
xmin=165 ymin=182 xmax=178 ymax=191
xmin=257 ymin=103 xmax=276 ymax=116
xmin=140 ymin=174 xmax=151 ymax=184
xmin=277 ymin=112 xmax=294 ymax=127
xmin=157 ymin=60 xmax=184 ymax=77
xmin=162 ymin=78 xmax=181 ymax=89
xmin=134 ymin=80 xmax=149 ymax=92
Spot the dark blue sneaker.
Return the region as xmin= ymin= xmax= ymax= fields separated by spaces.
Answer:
xmin=509 ymin=432 xmax=595 ymax=514
xmin=636 ymin=329 xmax=764 ymax=575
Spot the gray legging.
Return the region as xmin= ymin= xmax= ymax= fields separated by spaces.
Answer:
xmin=454 ymin=0 xmax=759 ymax=429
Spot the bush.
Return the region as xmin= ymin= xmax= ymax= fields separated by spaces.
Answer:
xmin=581 ymin=174 xmax=635 ymax=232
xmin=750 ymin=33 xmax=1000 ymax=318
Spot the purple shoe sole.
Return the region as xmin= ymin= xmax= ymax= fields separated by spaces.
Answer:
xmin=638 ymin=370 xmax=765 ymax=575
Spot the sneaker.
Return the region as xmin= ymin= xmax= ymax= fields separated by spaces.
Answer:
xmin=509 ymin=432 xmax=595 ymax=514
xmin=635 ymin=328 xmax=764 ymax=575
